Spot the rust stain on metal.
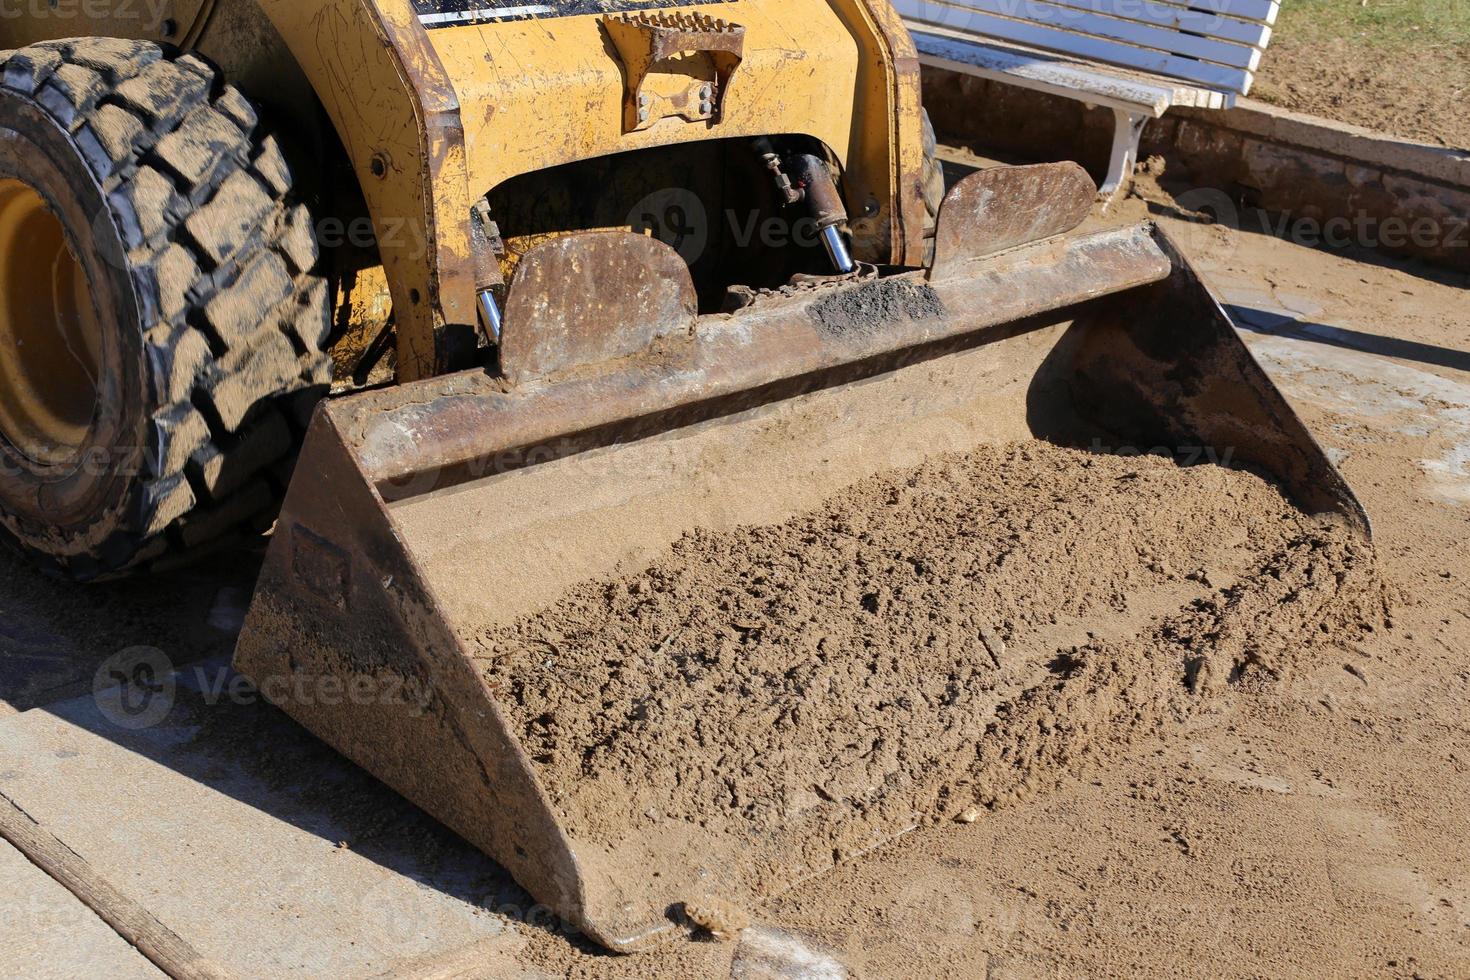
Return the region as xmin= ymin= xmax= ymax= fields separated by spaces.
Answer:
xmin=931 ymin=162 xmax=1098 ymax=278
xmin=500 ymin=232 xmax=697 ymax=384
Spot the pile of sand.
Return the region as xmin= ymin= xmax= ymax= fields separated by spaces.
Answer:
xmin=474 ymin=441 xmax=1380 ymax=853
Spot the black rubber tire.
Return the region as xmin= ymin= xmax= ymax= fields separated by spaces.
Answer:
xmin=0 ymin=39 xmax=330 ymax=580
xmin=920 ymin=108 xmax=947 ymax=265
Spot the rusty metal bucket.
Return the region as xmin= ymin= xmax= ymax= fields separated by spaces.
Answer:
xmin=233 ymin=164 xmax=1367 ymax=950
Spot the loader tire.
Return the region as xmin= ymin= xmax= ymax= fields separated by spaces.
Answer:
xmin=0 ymin=39 xmax=330 ymax=580
xmin=920 ymin=108 xmax=946 ymax=265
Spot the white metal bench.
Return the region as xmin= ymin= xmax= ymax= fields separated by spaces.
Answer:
xmin=896 ymin=0 xmax=1279 ymax=203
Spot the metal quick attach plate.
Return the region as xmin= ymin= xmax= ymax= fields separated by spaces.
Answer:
xmin=414 ymin=0 xmax=735 ymax=29
xmin=603 ymin=11 xmax=745 ymax=130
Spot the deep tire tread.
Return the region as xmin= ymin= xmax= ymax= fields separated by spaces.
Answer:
xmin=0 ymin=40 xmax=330 ymax=579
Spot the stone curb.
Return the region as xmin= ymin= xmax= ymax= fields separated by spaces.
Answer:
xmin=921 ymin=68 xmax=1470 ymax=273
xmin=1173 ymin=99 xmax=1470 ymax=191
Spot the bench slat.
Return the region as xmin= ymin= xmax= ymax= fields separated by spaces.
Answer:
xmin=910 ymin=30 xmax=1232 ymax=113
xmin=895 ymin=0 xmax=1255 ymax=92
xmin=904 ymin=0 xmax=1282 ymax=29
xmin=915 ymin=0 xmax=1265 ymax=68
xmin=1121 ymin=0 xmax=1279 ymax=26
xmin=943 ymin=0 xmax=1275 ymax=49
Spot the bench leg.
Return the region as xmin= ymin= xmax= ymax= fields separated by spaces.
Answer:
xmin=1099 ymin=108 xmax=1149 ymax=209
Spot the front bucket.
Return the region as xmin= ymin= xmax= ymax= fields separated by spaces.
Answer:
xmin=235 ymin=173 xmax=1368 ymax=950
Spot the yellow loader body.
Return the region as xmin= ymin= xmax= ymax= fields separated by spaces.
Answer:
xmin=0 ymin=0 xmax=1370 ymax=954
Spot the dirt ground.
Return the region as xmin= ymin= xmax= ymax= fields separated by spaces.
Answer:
xmin=1 ymin=189 xmax=1468 ymax=977
xmin=750 ymin=228 xmax=1470 ymax=979
xmin=852 ymin=208 xmax=1469 ymax=977
xmin=508 ymin=199 xmax=1470 ymax=977
xmin=1255 ymin=38 xmax=1470 ymax=149
xmin=1253 ymin=0 xmax=1470 ymax=149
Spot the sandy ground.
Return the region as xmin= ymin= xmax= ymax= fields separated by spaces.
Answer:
xmin=0 ymin=189 xmax=1467 ymax=977
xmin=1254 ymin=35 xmax=1470 ymax=150
xmin=503 ymin=199 xmax=1470 ymax=977
xmin=1250 ymin=1 xmax=1470 ymax=151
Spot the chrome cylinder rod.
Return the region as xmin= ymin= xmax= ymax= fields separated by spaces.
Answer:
xmin=477 ymin=289 xmax=503 ymax=343
xmin=821 ymin=225 xmax=856 ymax=274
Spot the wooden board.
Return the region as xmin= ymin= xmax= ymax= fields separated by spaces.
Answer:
xmin=910 ymin=30 xmax=1232 ymax=114
xmin=0 ymin=661 xmax=532 ymax=979
xmin=1131 ymin=0 xmax=1279 ymax=25
xmin=943 ymin=0 xmax=1263 ymax=69
xmin=896 ymin=0 xmax=1277 ymax=94
xmin=986 ymin=0 xmax=1275 ymax=48
xmin=916 ymin=0 xmax=1280 ymax=25
xmin=942 ymin=0 xmax=1272 ymax=63
xmin=0 ymin=838 xmax=162 ymax=980
xmin=0 ymin=795 xmax=221 ymax=980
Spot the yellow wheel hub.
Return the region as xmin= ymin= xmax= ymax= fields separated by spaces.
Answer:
xmin=0 ymin=179 xmax=102 ymax=467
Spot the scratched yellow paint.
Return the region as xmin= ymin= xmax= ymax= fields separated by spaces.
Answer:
xmin=0 ymin=0 xmax=926 ymax=379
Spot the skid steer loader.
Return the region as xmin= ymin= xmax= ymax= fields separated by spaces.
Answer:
xmin=0 ymin=0 xmax=1368 ymax=953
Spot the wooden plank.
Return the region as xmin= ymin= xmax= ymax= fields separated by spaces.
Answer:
xmin=0 ymin=839 xmax=162 ymax=980
xmin=0 ymin=792 xmax=231 ymax=980
xmin=911 ymin=30 xmax=1232 ymax=113
xmin=1124 ymin=0 xmax=1279 ymax=26
xmin=0 ymin=666 xmax=519 ymax=979
xmin=937 ymin=0 xmax=1274 ymax=49
xmin=896 ymin=1 xmax=1254 ymax=92
xmin=903 ymin=0 xmax=1279 ymax=27
xmin=929 ymin=0 xmax=1265 ymax=68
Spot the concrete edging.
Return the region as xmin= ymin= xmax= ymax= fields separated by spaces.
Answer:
xmin=922 ymin=68 xmax=1470 ymax=272
xmin=1174 ymin=99 xmax=1470 ymax=189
